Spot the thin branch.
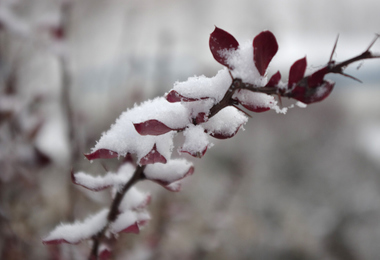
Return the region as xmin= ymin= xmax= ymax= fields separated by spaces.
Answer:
xmin=88 ymin=164 xmax=146 ymax=260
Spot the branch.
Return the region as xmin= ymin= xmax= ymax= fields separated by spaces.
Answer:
xmin=88 ymin=165 xmax=146 ymax=260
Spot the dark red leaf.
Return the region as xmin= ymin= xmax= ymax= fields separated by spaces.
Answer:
xmin=99 ymin=248 xmax=112 ymax=260
xmin=120 ymin=222 xmax=140 ymax=234
xmin=42 ymin=238 xmax=79 ymax=245
xmin=134 ymin=119 xmax=184 ymax=136
xmin=166 ymin=90 xmax=211 ymax=103
xmin=291 ymin=80 xmax=335 ymax=104
xmin=253 ymin=31 xmax=278 ymax=76
xmin=241 ymin=103 xmax=271 ymax=113
xmin=194 ymin=112 xmax=208 ymax=124
xmin=288 ymin=57 xmax=307 ymax=88
xmin=139 ymin=144 xmax=167 ymax=165
xmin=265 ymin=71 xmax=281 ymax=88
xmin=307 ymin=66 xmax=328 ymax=88
xmin=84 ymin=149 xmax=119 ymax=160
xmin=209 ymin=26 xmax=239 ymax=68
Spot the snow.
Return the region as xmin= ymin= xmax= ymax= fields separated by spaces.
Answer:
xmin=232 ymin=90 xmax=277 ymax=110
xmin=144 ymin=159 xmax=193 ymax=183
xmin=119 ymin=187 xmax=150 ymax=211
xmin=73 ymin=163 xmax=135 ymax=191
xmin=172 ymin=68 xmax=232 ymax=103
xmin=43 ymin=209 xmax=108 ymax=244
xmin=223 ymin=41 xmax=267 ymax=86
xmin=110 ymin=210 xmax=150 ymax=234
xmin=180 ymin=125 xmax=210 ymax=156
xmin=202 ymin=106 xmax=248 ymax=137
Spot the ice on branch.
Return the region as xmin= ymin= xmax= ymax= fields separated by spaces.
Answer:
xmin=42 ymin=209 xmax=108 ymax=245
xmin=202 ymin=106 xmax=248 ymax=139
xmin=72 ymin=163 xmax=135 ymax=191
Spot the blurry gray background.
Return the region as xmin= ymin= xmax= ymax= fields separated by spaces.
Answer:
xmin=1 ymin=0 xmax=380 ymax=259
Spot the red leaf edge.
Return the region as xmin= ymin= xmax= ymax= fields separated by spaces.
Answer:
xmin=166 ymin=90 xmax=211 ymax=103
xmin=139 ymin=144 xmax=167 ymax=165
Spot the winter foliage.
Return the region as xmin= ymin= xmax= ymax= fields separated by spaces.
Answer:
xmin=42 ymin=26 xmax=380 ymax=259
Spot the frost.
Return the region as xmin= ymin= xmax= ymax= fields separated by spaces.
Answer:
xmin=43 ymin=209 xmax=108 ymax=245
xmin=172 ymin=69 xmax=232 ymax=103
xmin=145 ymin=159 xmax=194 ymax=184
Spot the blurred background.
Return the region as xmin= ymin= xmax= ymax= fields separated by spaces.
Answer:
xmin=1 ymin=0 xmax=380 ymax=259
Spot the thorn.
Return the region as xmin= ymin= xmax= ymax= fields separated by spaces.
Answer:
xmin=340 ymin=72 xmax=363 ymax=83
xmin=232 ymin=105 xmax=252 ymax=118
xmin=329 ymin=34 xmax=339 ymax=63
xmin=100 ymin=163 xmax=109 ymax=172
xmin=277 ymin=94 xmax=283 ymax=108
xmin=228 ymin=70 xmax=234 ymax=80
xmin=366 ymin=34 xmax=380 ymax=52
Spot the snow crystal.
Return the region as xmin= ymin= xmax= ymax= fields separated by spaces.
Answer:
xmin=223 ymin=41 xmax=267 ymax=86
xmin=43 ymin=209 xmax=108 ymax=244
xmin=144 ymin=159 xmax=193 ymax=183
xmin=172 ymin=69 xmax=232 ymax=103
xmin=180 ymin=125 xmax=210 ymax=155
xmin=202 ymin=106 xmax=248 ymax=137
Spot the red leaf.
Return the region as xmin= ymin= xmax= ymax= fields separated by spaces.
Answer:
xmin=99 ymin=248 xmax=112 ymax=260
xmin=166 ymin=90 xmax=210 ymax=103
xmin=209 ymin=26 xmax=239 ymax=68
xmin=291 ymin=80 xmax=335 ymax=104
xmin=194 ymin=112 xmax=208 ymax=124
xmin=253 ymin=31 xmax=278 ymax=76
xmin=241 ymin=103 xmax=271 ymax=113
xmin=139 ymin=144 xmax=167 ymax=165
xmin=265 ymin=71 xmax=281 ymax=88
xmin=121 ymin=222 xmax=140 ymax=234
xmin=307 ymin=66 xmax=328 ymax=88
xmin=42 ymin=238 xmax=79 ymax=245
xmin=84 ymin=149 xmax=119 ymax=160
xmin=288 ymin=57 xmax=307 ymax=88
xmin=134 ymin=119 xmax=183 ymax=136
